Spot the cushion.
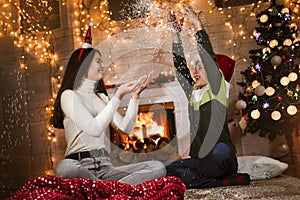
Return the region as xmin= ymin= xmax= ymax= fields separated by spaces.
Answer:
xmin=237 ymin=156 xmax=288 ymax=180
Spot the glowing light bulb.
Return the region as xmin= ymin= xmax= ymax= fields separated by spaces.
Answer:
xmin=287 ymin=105 xmax=297 ymax=115
xmin=251 ymin=109 xmax=260 ymax=119
xmin=271 ymin=111 xmax=281 ymax=121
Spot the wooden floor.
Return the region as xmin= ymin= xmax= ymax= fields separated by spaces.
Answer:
xmin=279 ymin=133 xmax=300 ymax=179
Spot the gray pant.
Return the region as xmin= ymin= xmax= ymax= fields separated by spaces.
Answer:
xmin=54 ymin=154 xmax=166 ymax=185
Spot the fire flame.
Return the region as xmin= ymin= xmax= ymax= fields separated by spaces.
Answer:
xmin=132 ymin=112 xmax=167 ymax=142
xmin=117 ymin=109 xmax=171 ymax=152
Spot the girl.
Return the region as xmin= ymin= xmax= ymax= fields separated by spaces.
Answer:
xmin=51 ymin=47 xmax=165 ymax=185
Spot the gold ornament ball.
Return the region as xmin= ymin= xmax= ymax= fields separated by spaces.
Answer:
xmin=251 ymin=109 xmax=260 ymax=119
xmin=271 ymin=55 xmax=282 ymax=66
xmin=287 ymin=105 xmax=297 ymax=115
xmin=278 ymin=144 xmax=289 ymax=152
xmin=280 ymin=76 xmax=290 ymax=86
xmin=265 ymin=86 xmax=275 ymax=96
xmin=254 ymin=85 xmax=265 ymax=96
xmin=288 ymin=72 xmax=298 ymax=82
xmin=236 ymin=100 xmax=247 ymax=110
xmin=260 ymin=14 xmax=268 ymax=23
xmin=271 ymin=110 xmax=281 ymax=121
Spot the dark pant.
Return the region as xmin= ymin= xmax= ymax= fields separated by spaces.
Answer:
xmin=166 ymin=142 xmax=238 ymax=189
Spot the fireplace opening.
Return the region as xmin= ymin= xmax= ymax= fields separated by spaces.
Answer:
xmin=110 ymin=102 xmax=180 ymax=165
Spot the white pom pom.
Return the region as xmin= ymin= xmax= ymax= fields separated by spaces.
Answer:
xmin=89 ymin=22 xmax=94 ymax=26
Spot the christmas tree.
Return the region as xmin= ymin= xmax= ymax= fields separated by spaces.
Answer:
xmin=236 ymin=1 xmax=300 ymax=141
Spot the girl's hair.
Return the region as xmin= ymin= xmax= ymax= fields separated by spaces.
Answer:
xmin=51 ymin=48 xmax=108 ymax=129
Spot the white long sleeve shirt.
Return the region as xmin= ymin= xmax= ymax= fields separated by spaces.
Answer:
xmin=61 ymin=78 xmax=139 ymax=156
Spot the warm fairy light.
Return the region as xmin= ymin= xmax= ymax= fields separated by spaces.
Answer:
xmin=271 ymin=111 xmax=281 ymax=121
xmin=287 ymin=105 xmax=297 ymax=115
xmin=251 ymin=109 xmax=260 ymax=119
xmin=265 ymin=87 xmax=275 ymax=96
xmin=280 ymin=76 xmax=290 ymax=86
xmin=288 ymin=72 xmax=298 ymax=82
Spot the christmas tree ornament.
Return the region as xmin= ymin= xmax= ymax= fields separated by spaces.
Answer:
xmin=260 ymin=14 xmax=268 ymax=23
xmin=236 ymin=99 xmax=247 ymax=110
xmin=281 ymin=7 xmax=290 ymax=14
xmin=280 ymin=76 xmax=290 ymax=86
xmin=271 ymin=110 xmax=281 ymax=120
xmin=287 ymin=105 xmax=297 ymax=115
xmin=287 ymin=89 xmax=293 ymax=97
xmin=238 ymin=115 xmax=249 ymax=134
xmin=296 ymin=85 xmax=300 ymax=92
xmin=293 ymin=38 xmax=299 ymax=46
xmin=262 ymin=47 xmax=271 ymax=54
xmin=252 ymin=80 xmax=261 ymax=88
xmin=270 ymin=55 xmax=282 ymax=66
xmin=283 ymin=38 xmax=293 ymax=46
xmin=262 ymin=54 xmax=268 ymax=61
xmin=262 ymin=102 xmax=270 ymax=109
xmin=251 ymin=109 xmax=260 ymax=119
xmin=252 ymin=95 xmax=258 ymax=102
xmin=278 ymin=143 xmax=289 ymax=152
xmin=265 ymin=86 xmax=275 ymax=96
xmin=278 ymin=96 xmax=282 ymax=101
xmin=254 ymin=85 xmax=266 ymax=96
xmin=246 ymin=87 xmax=252 ymax=93
xmin=290 ymin=23 xmax=297 ymax=31
xmin=288 ymin=72 xmax=298 ymax=82
xmin=268 ymin=24 xmax=273 ymax=30
xmin=269 ymin=39 xmax=279 ymax=48
xmin=284 ymin=13 xmax=291 ymax=20
xmin=254 ymin=63 xmax=261 ymax=71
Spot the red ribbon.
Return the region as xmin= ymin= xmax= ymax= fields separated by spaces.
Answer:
xmin=78 ymin=48 xmax=85 ymax=61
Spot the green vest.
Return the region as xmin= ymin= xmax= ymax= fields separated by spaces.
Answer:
xmin=190 ymin=75 xmax=228 ymax=110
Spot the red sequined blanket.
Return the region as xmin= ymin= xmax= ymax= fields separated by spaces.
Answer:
xmin=9 ymin=176 xmax=185 ymax=200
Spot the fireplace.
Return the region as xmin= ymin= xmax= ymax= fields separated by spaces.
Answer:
xmin=107 ymin=82 xmax=190 ymax=165
xmin=110 ymin=102 xmax=180 ymax=165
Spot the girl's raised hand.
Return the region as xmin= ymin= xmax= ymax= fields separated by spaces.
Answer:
xmin=132 ymin=71 xmax=154 ymax=100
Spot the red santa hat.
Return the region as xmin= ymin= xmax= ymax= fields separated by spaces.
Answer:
xmin=216 ymin=54 xmax=235 ymax=82
xmin=78 ymin=22 xmax=93 ymax=61
xmin=82 ymin=22 xmax=93 ymax=48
